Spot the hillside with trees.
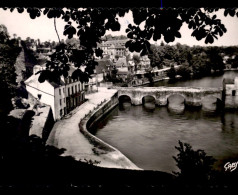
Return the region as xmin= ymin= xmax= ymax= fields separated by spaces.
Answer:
xmin=149 ymin=43 xmax=238 ymax=80
xmin=0 ymin=24 xmax=21 ymax=115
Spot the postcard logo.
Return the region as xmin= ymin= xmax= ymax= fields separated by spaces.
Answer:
xmin=224 ymin=161 xmax=238 ymax=172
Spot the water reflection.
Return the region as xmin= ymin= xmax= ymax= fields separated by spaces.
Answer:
xmin=90 ymin=100 xmax=238 ymax=174
xmin=167 ymin=94 xmax=185 ymax=114
xmin=201 ymin=96 xmax=218 ymax=113
xmin=142 ymin=96 xmax=155 ymax=110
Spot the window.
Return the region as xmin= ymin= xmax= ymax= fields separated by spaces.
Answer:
xmin=72 ymin=86 xmax=74 ymax=94
xmin=60 ymin=99 xmax=62 ymax=106
xmin=232 ymin=90 xmax=236 ymax=96
xmin=75 ymin=85 xmax=77 ymax=93
xmin=59 ymin=89 xmax=61 ymax=95
xmin=60 ymin=109 xmax=63 ymax=116
xmin=64 ymin=98 xmax=66 ymax=103
xmin=68 ymin=87 xmax=70 ymax=96
xmin=63 ymin=88 xmax=65 ymax=93
xmin=78 ymin=84 xmax=80 ymax=91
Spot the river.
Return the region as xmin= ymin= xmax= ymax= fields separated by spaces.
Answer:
xmin=89 ymin=71 xmax=238 ymax=173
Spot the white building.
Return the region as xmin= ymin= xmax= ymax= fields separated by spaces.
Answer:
xmin=25 ymin=65 xmax=85 ymax=120
xmin=99 ymin=39 xmax=128 ymax=59
xmin=223 ymin=77 xmax=238 ymax=96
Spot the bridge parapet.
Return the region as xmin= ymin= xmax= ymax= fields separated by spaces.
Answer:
xmin=116 ymin=87 xmax=223 ymax=107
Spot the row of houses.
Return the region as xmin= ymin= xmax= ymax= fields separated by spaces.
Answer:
xmin=23 ymin=39 xmax=166 ymax=120
xmin=25 ymin=65 xmax=85 ymax=121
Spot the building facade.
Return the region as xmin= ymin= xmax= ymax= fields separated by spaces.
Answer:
xmin=25 ymin=65 xmax=85 ymax=120
xmin=99 ymin=39 xmax=128 ymax=58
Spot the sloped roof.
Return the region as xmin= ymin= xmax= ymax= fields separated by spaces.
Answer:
xmin=95 ymin=60 xmax=110 ymax=73
xmin=25 ymin=70 xmax=64 ymax=89
xmin=115 ymin=57 xmax=128 ymax=67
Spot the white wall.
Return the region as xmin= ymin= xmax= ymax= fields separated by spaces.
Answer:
xmin=26 ymin=80 xmax=56 ymax=119
xmin=226 ymin=84 xmax=235 ymax=96
xmin=26 ymin=74 xmax=86 ymax=120
xmin=235 ymin=77 xmax=238 ymax=89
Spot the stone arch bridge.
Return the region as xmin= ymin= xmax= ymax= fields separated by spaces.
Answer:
xmin=116 ymin=87 xmax=223 ymax=107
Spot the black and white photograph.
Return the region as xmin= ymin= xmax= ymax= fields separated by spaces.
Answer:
xmin=0 ymin=3 xmax=238 ymax=193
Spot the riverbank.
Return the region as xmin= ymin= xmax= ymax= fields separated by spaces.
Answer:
xmin=46 ymin=87 xmax=140 ymax=170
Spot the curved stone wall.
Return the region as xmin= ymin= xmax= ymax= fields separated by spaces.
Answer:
xmin=79 ymin=93 xmax=140 ymax=170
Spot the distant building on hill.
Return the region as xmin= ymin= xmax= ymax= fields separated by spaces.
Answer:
xmin=25 ymin=65 xmax=85 ymax=120
xmin=99 ymin=39 xmax=128 ymax=59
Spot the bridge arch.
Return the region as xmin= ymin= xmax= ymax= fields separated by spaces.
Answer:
xmin=118 ymin=95 xmax=132 ymax=104
xmin=166 ymin=93 xmax=186 ymax=105
xmin=201 ymin=95 xmax=223 ymax=109
xmin=142 ymin=95 xmax=156 ymax=105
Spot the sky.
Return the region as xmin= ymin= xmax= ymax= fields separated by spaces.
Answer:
xmin=0 ymin=8 xmax=238 ymax=47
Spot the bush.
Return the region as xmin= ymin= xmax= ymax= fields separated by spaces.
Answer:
xmin=177 ymin=64 xmax=191 ymax=80
xmin=173 ymin=140 xmax=216 ymax=186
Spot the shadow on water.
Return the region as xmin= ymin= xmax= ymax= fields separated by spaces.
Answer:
xmin=167 ymin=94 xmax=185 ymax=114
xmin=142 ymin=96 xmax=156 ymax=111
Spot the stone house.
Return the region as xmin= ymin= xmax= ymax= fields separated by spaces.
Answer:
xmin=25 ymin=65 xmax=85 ymax=120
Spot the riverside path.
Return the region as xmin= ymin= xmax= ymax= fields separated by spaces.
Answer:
xmin=46 ymin=87 xmax=140 ymax=170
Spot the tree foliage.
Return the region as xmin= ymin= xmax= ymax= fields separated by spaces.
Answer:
xmin=2 ymin=7 xmax=238 ymax=83
xmin=167 ymin=65 xmax=177 ymax=79
xmin=207 ymin=47 xmax=225 ymax=72
xmin=173 ymin=140 xmax=216 ymax=185
xmin=177 ymin=62 xmax=191 ymax=79
xmin=0 ymin=25 xmax=21 ymax=114
xmin=0 ymin=24 xmax=10 ymax=43
xmin=148 ymin=45 xmax=163 ymax=69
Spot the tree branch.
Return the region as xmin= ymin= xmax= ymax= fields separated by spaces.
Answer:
xmin=54 ymin=17 xmax=61 ymax=43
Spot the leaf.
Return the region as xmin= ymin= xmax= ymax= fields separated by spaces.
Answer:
xmin=63 ymin=25 xmax=76 ymax=39
xmin=140 ymin=48 xmax=147 ymax=56
xmin=194 ymin=15 xmax=199 ymax=24
xmin=175 ymin=31 xmax=181 ymax=38
xmin=153 ymin=32 xmax=161 ymax=41
xmin=110 ymin=21 xmax=120 ymax=31
xmin=224 ymin=9 xmax=229 ymax=17
xmin=126 ymin=28 xmax=131 ymax=33
xmin=213 ymin=34 xmax=218 ymax=40
xmin=95 ymin=48 xmax=103 ymax=57
xmin=43 ymin=8 xmax=49 ymax=15
xmin=191 ymin=28 xmax=198 ymax=37
xmin=228 ymin=9 xmax=235 ymax=17
xmin=38 ymin=70 xmax=50 ymax=83
xmin=205 ymin=34 xmax=214 ymax=44
xmin=218 ymin=29 xmax=223 ymax=36
xmin=127 ymin=32 xmax=134 ymax=39
xmin=134 ymin=41 xmax=142 ymax=52
xmin=17 ymin=8 xmax=24 ymax=13
xmin=125 ymin=40 xmax=132 ymax=48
